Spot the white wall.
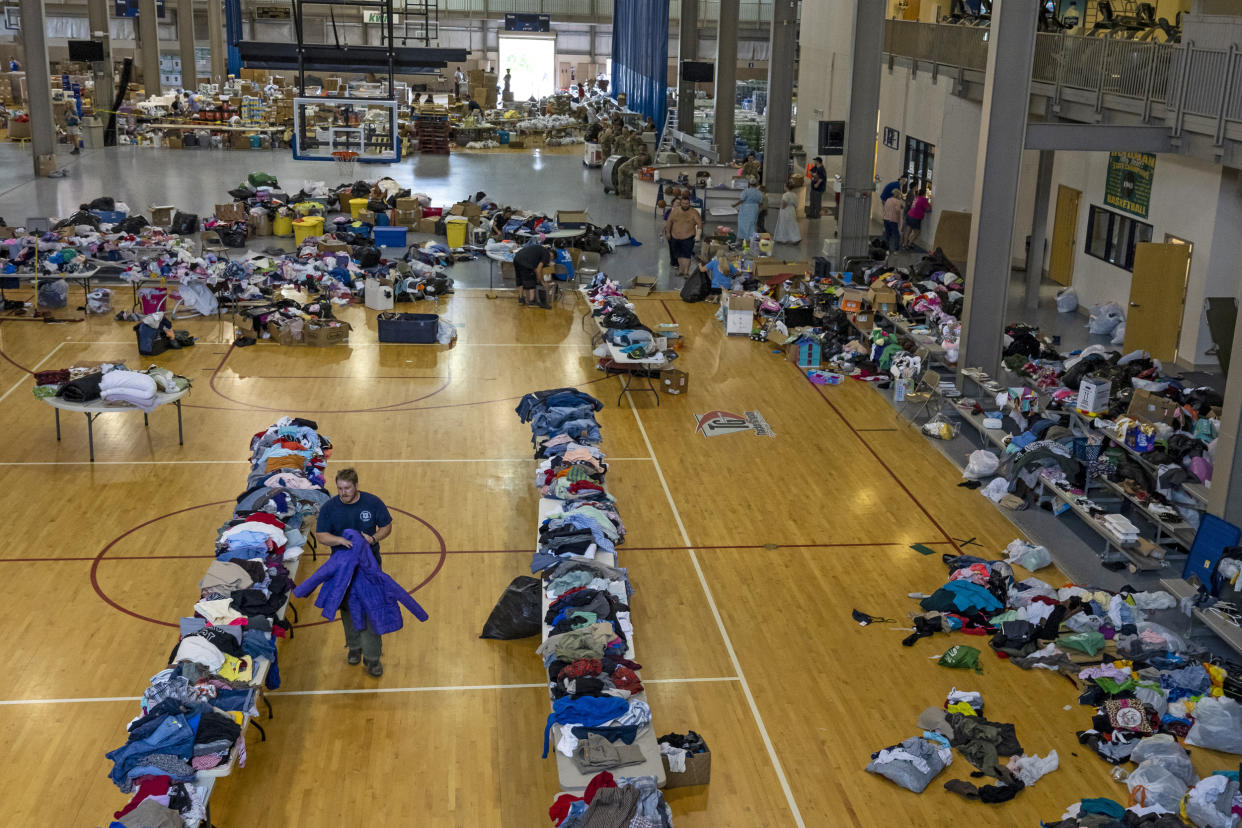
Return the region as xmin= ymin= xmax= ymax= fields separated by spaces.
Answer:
xmin=794 ymin=0 xmax=855 ymax=177
xmin=1043 ymin=151 xmax=1225 ymax=367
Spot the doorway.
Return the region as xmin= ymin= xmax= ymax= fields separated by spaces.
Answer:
xmin=498 ymin=34 xmax=556 ymax=100
xmin=1048 ymin=184 xmax=1081 ymax=286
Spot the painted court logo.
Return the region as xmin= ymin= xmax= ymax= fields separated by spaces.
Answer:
xmin=693 ymin=410 xmax=776 ymax=438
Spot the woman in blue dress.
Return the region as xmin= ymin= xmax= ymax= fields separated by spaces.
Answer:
xmin=733 ymin=179 xmax=763 ymax=241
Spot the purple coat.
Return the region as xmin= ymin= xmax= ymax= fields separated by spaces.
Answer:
xmin=292 ymin=529 xmax=428 ymax=634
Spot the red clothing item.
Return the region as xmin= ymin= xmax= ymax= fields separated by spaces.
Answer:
xmin=611 ymin=665 xmax=643 ymax=693
xmin=115 ymin=775 xmax=171 ymax=818
xmin=584 ymin=771 xmax=616 ymax=802
xmin=549 ymin=794 xmax=579 ymax=825
xmin=558 ymin=659 xmax=602 ymax=680
xmin=241 ymin=512 xmax=286 ymax=529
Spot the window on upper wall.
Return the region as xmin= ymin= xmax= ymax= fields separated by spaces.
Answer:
xmin=1084 ymin=205 xmax=1153 ymax=272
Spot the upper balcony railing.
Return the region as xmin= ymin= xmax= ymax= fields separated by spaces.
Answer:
xmin=882 ymin=19 xmax=1242 ymax=146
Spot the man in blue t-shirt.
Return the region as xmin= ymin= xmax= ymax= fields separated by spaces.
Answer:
xmin=314 ymin=467 xmax=394 ymax=673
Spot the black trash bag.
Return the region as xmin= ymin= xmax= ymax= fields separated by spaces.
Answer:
xmin=367 ymin=199 xmax=389 ymax=213
xmin=227 ymin=187 xmax=253 ymax=201
xmin=680 ymin=270 xmax=710 ymax=303
xmin=117 ymin=215 xmax=149 ymax=234
xmin=351 ymin=181 xmax=371 ymax=197
xmin=170 ymin=211 xmax=199 ymax=235
xmin=217 ymin=224 xmax=248 ymax=248
xmin=479 ymin=576 xmax=542 ymax=640
xmin=54 ymin=210 xmax=101 ymax=230
xmin=354 ymin=245 xmax=381 ymax=268
xmin=87 ymin=196 xmax=116 ymax=212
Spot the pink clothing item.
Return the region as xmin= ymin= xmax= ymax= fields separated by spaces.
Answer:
xmin=908 ymin=195 xmax=931 ymax=220
xmin=882 ymin=196 xmax=903 ymax=223
xmin=191 ymin=753 xmax=224 ymax=770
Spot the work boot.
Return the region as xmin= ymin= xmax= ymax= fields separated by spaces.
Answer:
xmin=364 ymin=659 xmax=384 ymax=677
xmin=347 ymin=648 xmax=362 ymax=665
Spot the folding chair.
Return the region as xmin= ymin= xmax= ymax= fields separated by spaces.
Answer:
xmin=577 ymin=251 xmax=601 ymax=285
xmin=897 ymin=369 xmax=946 ymax=425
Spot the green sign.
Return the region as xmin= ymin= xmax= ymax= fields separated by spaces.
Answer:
xmin=1104 ymin=151 xmax=1156 ymax=218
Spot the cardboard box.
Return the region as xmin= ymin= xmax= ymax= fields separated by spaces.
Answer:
xmin=1077 ymin=377 xmax=1111 ymax=417
xmin=364 ymin=277 xmax=394 ymax=311
xmin=393 ymin=209 xmax=420 ymax=227
xmin=661 ymin=748 xmax=711 ymax=788
xmin=449 ymin=201 xmax=482 ymax=218
xmin=215 ymin=202 xmax=247 ymax=222
xmin=267 ymin=320 xmax=299 ymax=346
xmin=317 ymin=240 xmax=350 ymax=254
xmin=304 ymin=321 xmax=351 ymax=347
xmin=867 ymin=285 xmax=898 ymax=313
xmin=556 ymin=209 xmax=590 ymax=229
xmin=660 ymin=369 xmax=689 ymax=395
xmin=725 ymin=293 xmax=755 ymax=336
xmin=416 ymin=218 xmax=438 ymax=234
xmin=849 ymin=310 xmax=874 ymax=332
xmin=230 ymin=132 xmax=251 ymax=150
xmin=149 ymin=205 xmax=176 ymax=228
xmin=164 ymin=135 xmax=182 ymax=149
xmin=395 ymin=197 xmax=421 ymax=213
xmin=629 ymin=275 xmax=657 ymax=297
xmin=1127 ymin=389 xmax=1180 ymax=425
xmin=358 ymin=209 xmax=377 ymax=225
xmin=35 ymin=153 xmax=56 ymax=176
xmin=839 ymin=287 xmax=869 ymax=313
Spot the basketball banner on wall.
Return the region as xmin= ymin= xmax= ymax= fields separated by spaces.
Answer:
xmin=1104 ymin=152 xmax=1156 ymax=218
xmin=693 ymin=410 xmax=776 ymax=438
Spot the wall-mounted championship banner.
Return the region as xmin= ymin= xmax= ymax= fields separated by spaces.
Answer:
xmin=1104 ymin=152 xmax=1156 ymax=218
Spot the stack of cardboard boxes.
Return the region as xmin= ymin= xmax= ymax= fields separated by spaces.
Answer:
xmin=836 ymin=280 xmax=897 ymax=333
xmin=467 ymin=69 xmax=498 ymax=109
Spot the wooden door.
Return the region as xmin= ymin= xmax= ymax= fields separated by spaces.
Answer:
xmin=1123 ymin=242 xmax=1191 ymax=362
xmin=1048 ymin=185 xmax=1081 ymax=286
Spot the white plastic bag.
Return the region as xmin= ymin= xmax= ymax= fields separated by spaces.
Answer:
xmin=981 ymin=477 xmax=1009 ymax=503
xmin=964 ymin=450 xmax=1000 ymax=479
xmin=1056 ymin=287 xmax=1078 ymax=313
xmin=1087 ymin=301 xmax=1125 ymax=335
xmin=1003 ymin=539 xmax=1051 ymax=571
xmin=1128 ymin=735 xmax=1198 ymax=786
xmin=1126 ymin=761 xmax=1190 ymax=813
xmin=1185 ymin=697 xmax=1242 ymax=754
xmin=1185 ymin=775 xmax=1239 ymax=828
xmin=921 ymin=415 xmax=956 ymax=440
xmin=436 ymin=319 xmax=458 ymax=345
xmin=1111 ymin=322 xmax=1126 ymax=345
xmin=1007 ymin=750 xmax=1058 ymax=787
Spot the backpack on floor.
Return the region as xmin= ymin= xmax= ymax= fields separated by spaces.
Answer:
xmin=680 ymin=270 xmax=710 ymax=303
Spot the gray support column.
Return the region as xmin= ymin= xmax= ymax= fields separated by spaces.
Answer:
xmin=17 ymin=0 xmax=54 ymax=174
xmin=208 ymin=0 xmax=225 ymax=85
xmin=761 ymin=0 xmax=798 ymax=194
xmin=138 ymin=0 xmax=162 ymax=93
xmin=958 ymin=0 xmax=1039 ymax=381
xmin=676 ymin=0 xmax=698 ymax=134
xmin=1024 ymin=149 xmax=1054 ymax=311
xmin=178 ymin=0 xmax=197 ymax=89
xmin=714 ymin=0 xmax=738 ymax=157
xmin=86 ymin=0 xmax=114 ymax=120
xmin=838 ymin=0 xmax=885 ymax=258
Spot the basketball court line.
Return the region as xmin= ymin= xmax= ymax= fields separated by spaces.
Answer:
xmin=625 ymin=392 xmax=807 ymax=828
xmin=0 ymin=676 xmax=741 ymax=706
xmin=0 ymin=457 xmax=655 ymax=467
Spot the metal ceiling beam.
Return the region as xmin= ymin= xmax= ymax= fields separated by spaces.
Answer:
xmin=1025 ymin=122 xmax=1174 ymax=153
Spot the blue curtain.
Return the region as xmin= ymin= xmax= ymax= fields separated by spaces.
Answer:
xmin=611 ymin=0 xmax=669 ymax=130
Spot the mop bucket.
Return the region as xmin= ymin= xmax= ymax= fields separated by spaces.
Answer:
xmin=293 ymin=216 xmax=324 ymax=245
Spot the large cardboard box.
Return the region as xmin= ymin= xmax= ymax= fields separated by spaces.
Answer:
xmin=317 ymin=240 xmax=350 ymax=254
xmin=215 ymin=202 xmax=248 ymax=222
xmin=629 ymin=275 xmax=657 ymax=296
xmin=1077 ymin=377 xmax=1111 ymax=416
xmin=304 ymin=321 xmax=351 ymax=346
xmin=230 ymin=132 xmax=251 ymax=150
xmin=393 ymin=209 xmax=421 ymax=227
xmin=395 ymin=197 xmax=421 ymax=213
xmin=661 ymin=748 xmax=711 ymax=788
xmin=849 ymin=309 xmax=874 ymax=332
xmin=364 ymin=277 xmax=395 ymax=311
xmin=35 ymin=153 xmax=56 ymax=176
xmin=556 ymin=209 xmax=590 ymax=229
xmin=358 ymin=209 xmax=377 ymax=225
xmin=725 ymin=293 xmax=755 ymax=336
xmin=449 ymin=201 xmax=482 ymax=218
xmin=660 ymin=369 xmax=690 ymax=396
xmin=839 ymin=287 xmax=869 ymax=313
xmin=416 ymin=217 xmax=438 ymax=234
xmin=7 ymin=118 xmax=30 ymax=140
xmin=867 ymin=285 xmax=898 ymax=313
xmin=1127 ymin=389 xmax=1180 ymax=425
xmin=267 ymin=320 xmax=299 ymax=346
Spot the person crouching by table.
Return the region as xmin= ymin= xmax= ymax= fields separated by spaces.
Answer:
xmin=514 ymin=242 xmax=554 ymax=309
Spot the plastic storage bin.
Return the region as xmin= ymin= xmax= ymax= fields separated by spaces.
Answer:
xmin=292 ymin=216 xmax=324 ymax=245
xmin=377 ymin=312 xmax=439 ymax=344
xmin=373 ymin=226 xmax=408 ymax=248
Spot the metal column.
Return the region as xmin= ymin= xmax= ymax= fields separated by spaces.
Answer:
xmin=958 ymin=0 xmax=1039 ymax=381
xmin=17 ymin=0 xmax=55 ymax=175
xmin=838 ymin=0 xmax=885 ymax=257
xmin=207 ymin=0 xmax=225 ymax=85
xmin=761 ymin=0 xmax=798 ymax=194
xmin=86 ymin=0 xmax=114 ymax=124
xmin=714 ymin=0 xmax=738 ymax=159
xmin=178 ymin=0 xmax=197 ymax=89
xmin=1024 ymin=149 xmax=1054 ymax=311
xmin=1210 ymin=304 xmax=1242 ymax=522
xmin=138 ymin=0 xmax=162 ymax=94
xmin=676 ymin=0 xmax=698 ymax=134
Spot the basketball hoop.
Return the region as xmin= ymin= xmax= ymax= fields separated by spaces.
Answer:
xmin=332 ymin=150 xmax=359 ymax=180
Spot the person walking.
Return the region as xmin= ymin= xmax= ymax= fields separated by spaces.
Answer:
xmin=807 ymin=157 xmax=827 ymax=218
xmin=733 ymin=178 xmax=763 ymax=242
xmin=903 ymin=188 xmax=932 ymax=251
xmin=514 ymin=242 xmax=553 ymax=308
xmin=311 ymin=468 xmax=399 ymax=676
xmin=662 ymin=195 xmax=703 ymax=279
xmin=773 ymin=180 xmax=801 ymax=244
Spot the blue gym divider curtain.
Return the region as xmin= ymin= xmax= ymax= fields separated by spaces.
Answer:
xmin=611 ymin=0 xmax=670 ymax=131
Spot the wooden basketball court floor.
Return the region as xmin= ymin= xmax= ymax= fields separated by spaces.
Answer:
xmin=0 ymin=290 xmax=1233 ymax=826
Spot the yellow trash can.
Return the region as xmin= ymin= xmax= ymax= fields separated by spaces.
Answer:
xmin=273 ymin=212 xmax=294 ymax=237
xmin=349 ymin=198 xmax=369 ymax=219
xmin=292 ymin=216 xmax=324 ymax=245
xmin=445 ymin=217 xmax=469 ymax=249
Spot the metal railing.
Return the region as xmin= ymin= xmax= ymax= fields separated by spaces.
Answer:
xmin=884 ymin=20 xmax=1242 ymax=146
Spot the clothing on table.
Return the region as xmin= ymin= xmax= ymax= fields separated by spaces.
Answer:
xmin=571 ymin=732 xmax=646 ymax=774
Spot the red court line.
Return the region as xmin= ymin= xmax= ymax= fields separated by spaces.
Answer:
xmin=659 ymin=299 xmax=677 ymax=323
xmin=796 ymin=361 xmax=963 ymax=556
xmin=220 ymin=375 xmax=449 ymax=380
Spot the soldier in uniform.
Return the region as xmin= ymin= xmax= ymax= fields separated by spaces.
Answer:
xmin=616 ymin=145 xmax=652 ymax=199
